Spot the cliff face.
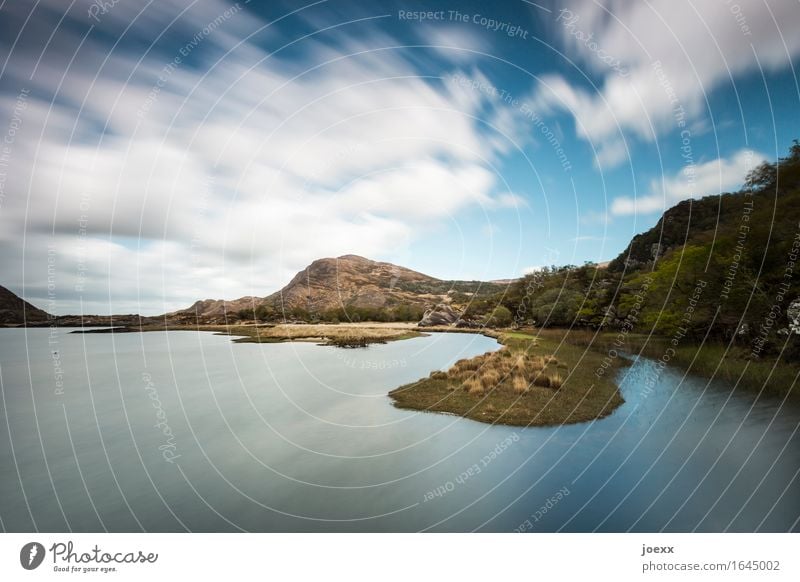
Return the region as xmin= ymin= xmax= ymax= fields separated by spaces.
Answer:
xmin=0 ymin=286 xmax=50 ymax=324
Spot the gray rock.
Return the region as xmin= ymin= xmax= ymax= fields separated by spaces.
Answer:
xmin=418 ymin=304 xmax=460 ymax=327
xmin=600 ymin=305 xmax=617 ymax=328
xmin=787 ymin=299 xmax=800 ymax=335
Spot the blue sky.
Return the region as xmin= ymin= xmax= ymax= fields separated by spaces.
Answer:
xmin=1 ymin=0 xmax=799 ymax=314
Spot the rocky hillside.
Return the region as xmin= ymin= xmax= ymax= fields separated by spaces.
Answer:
xmin=167 ymin=255 xmax=509 ymax=323
xmin=165 ymin=296 xmax=262 ymax=324
xmin=503 ymin=140 xmax=800 ymax=356
xmin=609 ymin=141 xmax=800 ymax=274
xmin=265 ymin=254 xmax=433 ymax=312
xmin=0 ymin=285 xmax=50 ymax=324
xmin=606 ymin=193 xmax=744 ymax=272
xmin=265 ymin=254 xmax=500 ymax=312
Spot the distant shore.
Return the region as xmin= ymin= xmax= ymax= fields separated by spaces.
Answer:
xmin=61 ymin=321 xmax=496 ymax=347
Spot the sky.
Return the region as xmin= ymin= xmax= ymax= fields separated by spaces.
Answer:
xmin=1 ymin=0 xmax=799 ymax=315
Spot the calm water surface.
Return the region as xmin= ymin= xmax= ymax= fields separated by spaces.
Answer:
xmin=1 ymin=328 xmax=798 ymax=532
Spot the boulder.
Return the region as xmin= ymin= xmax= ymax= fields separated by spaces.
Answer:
xmin=418 ymin=304 xmax=460 ymax=327
xmin=787 ymin=299 xmax=800 ymax=335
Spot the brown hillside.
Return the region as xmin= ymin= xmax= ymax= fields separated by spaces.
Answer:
xmin=266 ymin=255 xmax=438 ymax=312
xmin=0 ymin=286 xmax=50 ymax=324
xmin=168 ymin=255 xmax=510 ymax=322
xmin=265 ymin=255 xmax=509 ymax=314
xmin=165 ymin=296 xmax=262 ymax=323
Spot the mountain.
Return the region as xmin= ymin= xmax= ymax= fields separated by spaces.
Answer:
xmin=606 ymin=193 xmax=743 ymax=272
xmin=503 ymin=140 xmax=800 ymax=356
xmin=0 ymin=286 xmax=50 ymax=324
xmin=265 ymin=254 xmax=435 ymax=312
xmin=608 ymin=141 xmax=800 ymax=275
xmin=265 ymin=254 xmax=505 ymax=312
xmin=167 ymin=255 xmax=510 ymax=323
xmin=165 ymin=296 xmax=263 ymax=324
xmin=261 ymin=254 xmax=516 ymax=321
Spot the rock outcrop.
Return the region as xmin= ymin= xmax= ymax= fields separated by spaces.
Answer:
xmin=418 ymin=304 xmax=461 ymax=327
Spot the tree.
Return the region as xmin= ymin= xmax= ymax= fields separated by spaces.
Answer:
xmin=529 ymin=289 xmax=584 ymax=326
xmin=744 ymin=160 xmax=777 ymax=192
xmin=486 ymin=305 xmax=513 ymax=327
xmin=745 ymin=139 xmax=800 ymax=193
xmin=255 ymin=304 xmax=276 ymax=321
xmin=237 ymin=309 xmax=255 ymax=321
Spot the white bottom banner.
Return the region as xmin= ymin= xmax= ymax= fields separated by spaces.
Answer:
xmin=0 ymin=533 xmax=796 ymax=581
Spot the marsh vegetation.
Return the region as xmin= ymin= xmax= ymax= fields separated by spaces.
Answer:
xmin=390 ymin=330 xmax=624 ymax=426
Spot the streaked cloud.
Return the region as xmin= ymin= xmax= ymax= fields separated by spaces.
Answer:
xmin=537 ymin=0 xmax=800 ymax=167
xmin=610 ymin=149 xmax=763 ymax=215
xmin=0 ymin=0 xmax=523 ymax=314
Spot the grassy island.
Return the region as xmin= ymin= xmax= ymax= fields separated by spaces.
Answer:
xmin=72 ymin=322 xmax=423 ymax=346
xmin=389 ymin=329 xmax=625 ymax=426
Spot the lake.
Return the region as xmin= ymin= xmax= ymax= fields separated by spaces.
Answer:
xmin=0 ymin=327 xmax=798 ymax=532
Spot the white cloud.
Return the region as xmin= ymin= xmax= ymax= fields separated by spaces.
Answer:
xmin=331 ymin=161 xmax=496 ymax=219
xmin=0 ymin=0 xmax=522 ymax=314
xmin=610 ymin=149 xmax=764 ymax=215
xmin=537 ymin=0 xmax=800 ymax=165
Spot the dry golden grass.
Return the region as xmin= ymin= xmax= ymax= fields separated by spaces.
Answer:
xmin=439 ymin=348 xmax=565 ymax=394
xmin=528 ymin=356 xmax=545 ymax=371
xmin=512 ymin=375 xmax=529 ymax=394
xmin=261 ymin=324 xmax=412 ymax=340
xmin=480 ymin=369 xmax=501 ymax=389
xmin=464 ymin=377 xmax=484 ymax=395
xmin=454 ymin=357 xmax=482 ymax=371
xmin=390 ymin=329 xmax=626 ymax=426
xmin=215 ymin=322 xmax=422 ymax=345
xmin=449 ymin=369 xmax=469 ymax=381
xmin=441 ymin=349 xmax=555 ymax=399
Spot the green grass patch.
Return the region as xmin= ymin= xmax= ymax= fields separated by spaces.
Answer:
xmin=389 ymin=330 xmax=626 ymax=426
xmin=550 ymin=328 xmax=800 ymax=400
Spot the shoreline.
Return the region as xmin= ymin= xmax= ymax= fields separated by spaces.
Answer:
xmin=64 ymin=322 xmax=426 ymax=347
xmin=8 ymin=322 xmax=790 ymax=399
xmin=9 ymin=321 xmax=792 ymax=407
xmin=58 ymin=321 xmax=498 ymax=347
